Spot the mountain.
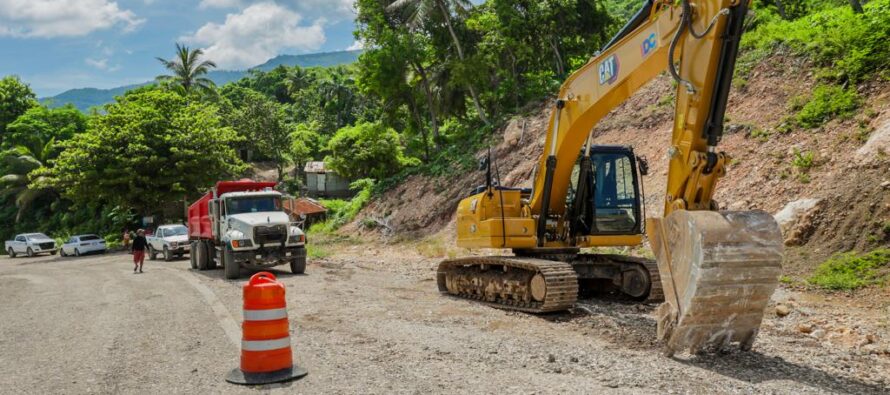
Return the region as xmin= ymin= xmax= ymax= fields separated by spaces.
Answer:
xmin=41 ymin=50 xmax=362 ymax=112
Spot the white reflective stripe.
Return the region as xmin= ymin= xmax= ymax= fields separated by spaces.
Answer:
xmin=243 ymin=308 xmax=288 ymax=321
xmin=242 ymin=337 xmax=290 ymax=352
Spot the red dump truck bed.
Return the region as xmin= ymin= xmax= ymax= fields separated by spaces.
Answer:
xmin=187 ymin=180 xmax=278 ymax=240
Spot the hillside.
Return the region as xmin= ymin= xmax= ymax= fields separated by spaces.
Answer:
xmin=351 ymin=56 xmax=890 ymax=279
xmin=41 ymin=50 xmax=362 ymax=112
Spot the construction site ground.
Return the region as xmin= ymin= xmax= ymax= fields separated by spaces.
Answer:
xmin=1 ymin=244 xmax=888 ymax=394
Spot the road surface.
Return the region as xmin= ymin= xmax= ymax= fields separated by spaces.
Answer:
xmin=0 ymin=248 xmax=887 ymax=394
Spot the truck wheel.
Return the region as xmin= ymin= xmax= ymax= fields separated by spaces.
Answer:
xmin=26 ymin=248 xmax=34 ymax=257
xmin=290 ymin=256 xmax=306 ymax=274
xmin=189 ymin=242 xmax=197 ymax=269
xmin=223 ymin=247 xmax=239 ymax=279
xmin=148 ymin=246 xmax=156 ymax=260
xmin=163 ymin=246 xmax=172 ymax=262
xmin=196 ymin=242 xmax=208 ymax=270
xmin=204 ymin=242 xmax=216 ymax=269
xmin=60 ymin=249 xmax=67 ymax=257
xmin=74 ymin=249 xmax=81 ymax=257
xmin=7 ymin=248 xmax=16 ymax=258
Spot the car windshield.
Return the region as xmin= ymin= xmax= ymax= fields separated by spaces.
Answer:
xmin=226 ymin=196 xmax=282 ymax=215
xmin=79 ymin=235 xmax=101 ymax=241
xmin=165 ymin=226 xmax=187 ymax=236
xmin=27 ymin=233 xmax=51 ymax=240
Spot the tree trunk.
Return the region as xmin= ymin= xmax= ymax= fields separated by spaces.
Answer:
xmin=549 ymin=36 xmax=565 ymax=77
xmin=773 ymin=0 xmax=787 ymax=19
xmin=407 ymin=94 xmax=430 ymax=161
xmin=848 ymin=0 xmax=864 ymax=13
xmin=436 ymin=0 xmax=491 ymax=127
xmin=412 ymin=62 xmax=440 ymax=149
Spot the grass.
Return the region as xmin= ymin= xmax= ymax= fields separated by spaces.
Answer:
xmin=808 ymin=248 xmax=890 ymax=290
xmin=790 ymin=148 xmax=815 ymax=183
xmin=795 ymin=84 xmax=860 ymax=129
xmin=306 ymin=244 xmax=330 ymax=259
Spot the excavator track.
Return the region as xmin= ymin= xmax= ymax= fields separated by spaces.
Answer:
xmin=437 ymin=256 xmax=579 ymax=313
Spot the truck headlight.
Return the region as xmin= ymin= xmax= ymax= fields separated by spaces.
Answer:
xmin=288 ymin=235 xmax=304 ymax=244
xmin=231 ymin=239 xmax=253 ymax=248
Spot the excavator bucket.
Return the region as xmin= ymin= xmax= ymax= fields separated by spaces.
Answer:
xmin=647 ymin=210 xmax=783 ymax=356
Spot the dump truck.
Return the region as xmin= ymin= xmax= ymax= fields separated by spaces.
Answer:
xmin=188 ymin=179 xmax=307 ymax=279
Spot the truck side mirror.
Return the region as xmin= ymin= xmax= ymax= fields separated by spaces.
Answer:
xmin=637 ymin=156 xmax=649 ymax=176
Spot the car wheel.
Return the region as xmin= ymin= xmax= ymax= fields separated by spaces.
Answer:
xmin=148 ymin=246 xmax=156 ymax=260
xmin=26 ymin=248 xmax=34 ymax=257
xmin=50 ymin=250 xmax=57 ymax=256
xmin=7 ymin=248 xmax=16 ymax=258
xmin=163 ymin=246 xmax=172 ymax=262
xmin=75 ymin=249 xmax=80 ymax=257
xmin=60 ymin=249 xmax=67 ymax=257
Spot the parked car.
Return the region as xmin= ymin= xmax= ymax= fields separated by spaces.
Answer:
xmin=146 ymin=224 xmax=190 ymax=261
xmin=5 ymin=233 xmax=58 ymax=257
xmin=60 ymin=234 xmax=107 ymax=257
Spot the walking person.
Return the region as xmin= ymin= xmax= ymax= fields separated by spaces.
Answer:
xmin=132 ymin=229 xmax=147 ymax=273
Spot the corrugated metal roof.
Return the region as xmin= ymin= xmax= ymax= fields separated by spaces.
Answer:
xmin=284 ymin=198 xmax=328 ymax=216
xmin=304 ymin=161 xmax=327 ymax=173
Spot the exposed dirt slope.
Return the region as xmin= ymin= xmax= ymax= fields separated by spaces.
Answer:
xmin=357 ymin=55 xmax=890 ymax=272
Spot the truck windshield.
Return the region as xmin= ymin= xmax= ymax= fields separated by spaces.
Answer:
xmin=27 ymin=233 xmax=51 ymax=240
xmin=226 ymin=196 xmax=282 ymax=215
xmin=165 ymin=226 xmax=187 ymax=236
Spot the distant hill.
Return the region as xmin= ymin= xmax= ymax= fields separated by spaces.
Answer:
xmin=42 ymin=50 xmax=362 ymax=112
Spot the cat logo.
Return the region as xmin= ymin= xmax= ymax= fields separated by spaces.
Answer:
xmin=641 ymin=32 xmax=657 ymax=57
xmin=598 ymin=54 xmax=619 ymax=85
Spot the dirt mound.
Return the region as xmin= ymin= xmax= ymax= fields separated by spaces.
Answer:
xmin=355 ymin=55 xmax=890 ymax=271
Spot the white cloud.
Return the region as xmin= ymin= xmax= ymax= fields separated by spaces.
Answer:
xmin=198 ymin=0 xmax=242 ymax=9
xmin=346 ymin=39 xmax=363 ymax=51
xmin=0 ymin=0 xmax=144 ymax=38
xmin=85 ymin=57 xmax=120 ymax=71
xmin=183 ymin=2 xmax=326 ymax=69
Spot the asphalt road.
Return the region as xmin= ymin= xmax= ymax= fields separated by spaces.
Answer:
xmin=0 ymin=250 xmax=887 ymax=394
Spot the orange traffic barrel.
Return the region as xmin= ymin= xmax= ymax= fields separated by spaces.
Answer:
xmin=226 ymin=272 xmax=308 ymax=385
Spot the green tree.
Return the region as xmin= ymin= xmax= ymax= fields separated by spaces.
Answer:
xmin=3 ymin=104 xmax=87 ymax=150
xmin=325 ymin=121 xmax=415 ymax=179
xmin=156 ymin=43 xmax=218 ymax=95
xmin=224 ymin=87 xmax=292 ymax=180
xmin=387 ymin=0 xmax=492 ymax=126
xmin=289 ymin=121 xmax=322 ymax=173
xmin=0 ymin=137 xmax=59 ymax=222
xmin=46 ymin=88 xmax=245 ymax=214
xmin=0 ymin=76 xmax=38 ymax=146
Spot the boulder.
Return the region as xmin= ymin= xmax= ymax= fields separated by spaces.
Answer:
xmin=856 ymin=119 xmax=890 ymax=164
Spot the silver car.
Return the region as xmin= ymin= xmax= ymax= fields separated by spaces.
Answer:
xmin=61 ymin=234 xmax=107 ymax=257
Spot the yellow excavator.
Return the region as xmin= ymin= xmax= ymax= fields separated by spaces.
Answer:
xmin=438 ymin=0 xmax=784 ymax=355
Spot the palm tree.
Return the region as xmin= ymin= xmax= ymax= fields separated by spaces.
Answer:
xmin=156 ymin=43 xmax=218 ymax=95
xmin=0 ymin=138 xmax=57 ymax=222
xmin=387 ymin=0 xmax=491 ymax=126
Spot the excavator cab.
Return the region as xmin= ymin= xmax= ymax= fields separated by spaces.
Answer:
xmin=566 ymin=145 xmax=644 ymax=238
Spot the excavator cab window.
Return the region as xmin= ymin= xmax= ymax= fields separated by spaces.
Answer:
xmin=567 ymin=147 xmax=643 ymax=237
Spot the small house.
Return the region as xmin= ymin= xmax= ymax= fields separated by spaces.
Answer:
xmin=303 ymin=161 xmax=352 ymax=198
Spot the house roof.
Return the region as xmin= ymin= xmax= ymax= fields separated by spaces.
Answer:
xmin=304 ymin=161 xmax=328 ymax=173
xmin=284 ymin=197 xmax=328 ymax=216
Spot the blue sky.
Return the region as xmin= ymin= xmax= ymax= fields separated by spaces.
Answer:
xmin=0 ymin=0 xmax=361 ymax=96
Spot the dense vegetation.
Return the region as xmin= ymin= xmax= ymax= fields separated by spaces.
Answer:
xmin=1 ymin=0 xmax=885 ymax=248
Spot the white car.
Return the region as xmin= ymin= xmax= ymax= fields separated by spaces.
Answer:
xmin=61 ymin=234 xmax=107 ymax=257
xmin=146 ymin=224 xmax=190 ymax=261
xmin=5 ymin=233 xmax=58 ymax=257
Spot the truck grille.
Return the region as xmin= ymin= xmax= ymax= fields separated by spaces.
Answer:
xmin=253 ymin=225 xmax=286 ymax=245
xmin=39 ymin=242 xmax=54 ymax=249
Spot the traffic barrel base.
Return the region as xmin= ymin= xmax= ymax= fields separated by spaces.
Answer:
xmin=225 ymin=365 xmax=308 ymax=385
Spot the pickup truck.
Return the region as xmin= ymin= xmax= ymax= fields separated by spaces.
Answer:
xmin=5 ymin=233 xmax=58 ymax=257
xmin=146 ymin=224 xmax=190 ymax=261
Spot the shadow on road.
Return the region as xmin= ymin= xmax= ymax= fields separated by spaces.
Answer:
xmin=676 ymin=351 xmax=888 ymax=394
xmin=187 ymin=265 xmax=309 ymax=283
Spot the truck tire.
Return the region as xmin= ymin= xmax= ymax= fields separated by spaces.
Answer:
xmin=196 ymin=242 xmax=209 ymax=270
xmin=7 ymin=248 xmax=16 ymax=258
xmin=223 ymin=247 xmax=239 ymax=279
xmin=26 ymin=247 xmax=34 ymax=257
xmin=163 ymin=246 xmax=172 ymax=262
xmin=290 ymin=256 xmax=306 ymax=274
xmin=148 ymin=246 xmax=156 ymax=260
xmin=205 ymin=243 xmax=216 ymax=269
xmin=189 ymin=242 xmax=198 ymax=269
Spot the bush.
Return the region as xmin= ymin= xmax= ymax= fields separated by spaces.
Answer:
xmin=325 ymin=122 xmax=416 ymax=180
xmin=808 ymin=249 xmax=890 ymax=290
xmin=309 ymin=179 xmax=376 ymax=233
xmin=795 ymin=84 xmax=860 ymax=128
